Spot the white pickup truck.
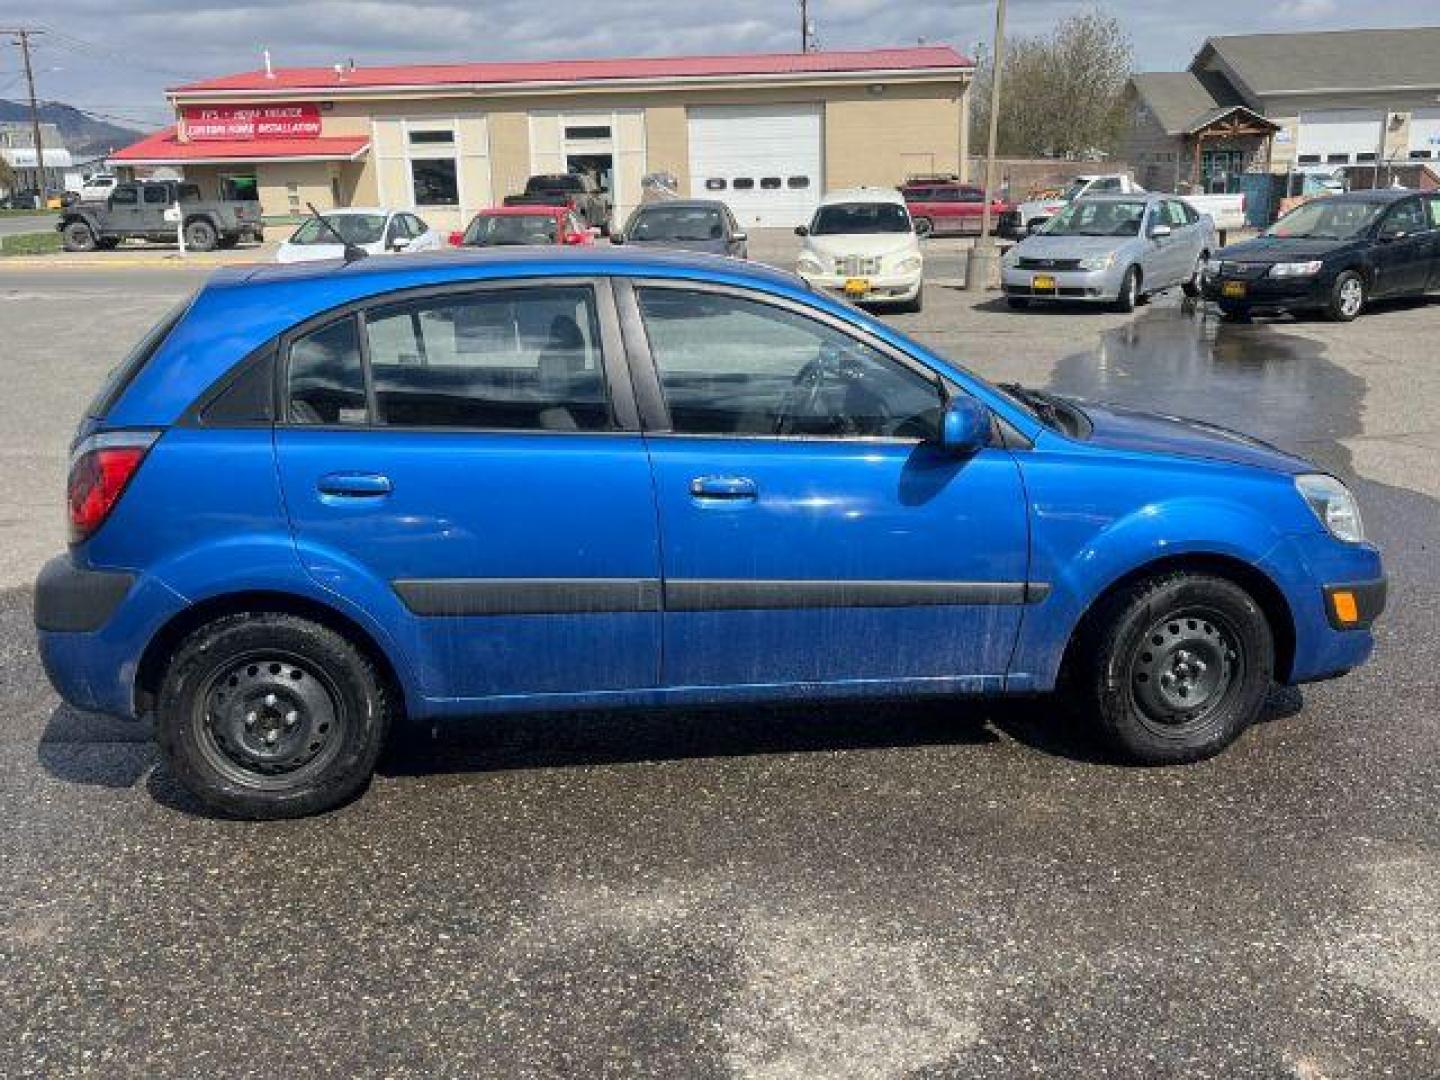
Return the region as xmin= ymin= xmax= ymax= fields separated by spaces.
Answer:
xmin=1009 ymin=174 xmax=1247 ymax=237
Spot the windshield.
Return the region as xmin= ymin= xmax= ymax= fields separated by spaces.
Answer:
xmin=1265 ymin=199 xmax=1384 ymax=240
xmin=1041 ymin=199 xmax=1147 ymax=237
xmin=289 ymin=214 xmax=387 ymax=246
xmin=628 ymin=206 xmax=725 ymax=242
xmin=531 ymin=175 xmax=584 ymax=193
xmin=463 ymin=214 xmax=558 ymax=246
xmin=1061 ymin=180 xmax=1088 ymax=201
xmin=810 ymin=202 xmax=911 ymax=236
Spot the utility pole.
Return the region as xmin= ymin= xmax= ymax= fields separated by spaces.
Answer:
xmin=800 ymin=0 xmax=811 ymax=53
xmin=966 ymin=0 xmax=1007 ymax=291
xmin=1 ymin=28 xmax=47 ymax=205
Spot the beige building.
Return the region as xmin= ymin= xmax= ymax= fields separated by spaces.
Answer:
xmin=112 ymin=46 xmax=972 ymax=232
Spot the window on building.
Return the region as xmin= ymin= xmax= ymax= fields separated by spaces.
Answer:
xmin=759 ymin=177 xmax=782 ymax=189
xmin=1297 ymin=154 xmax=1321 ymax=164
xmin=705 ymin=178 xmax=727 ymax=190
xmin=732 ymin=177 xmax=755 ymax=190
xmin=364 ymin=286 xmax=612 ymax=431
xmin=408 ymin=129 xmax=454 ymax=145
xmin=564 ymin=125 xmax=611 ymax=140
xmin=411 ymin=159 xmax=459 ymax=206
xmin=1326 ymin=153 xmax=1350 ymax=164
xmin=787 ymin=176 xmax=811 ymax=189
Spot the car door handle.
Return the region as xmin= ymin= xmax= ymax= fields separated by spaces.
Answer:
xmin=317 ymin=471 xmax=392 ymax=497
xmin=690 ymin=475 xmax=757 ymax=501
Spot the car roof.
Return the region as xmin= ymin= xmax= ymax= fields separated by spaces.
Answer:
xmin=818 ymin=187 xmax=906 ymax=207
xmin=1074 ymin=192 xmax=1162 ymax=203
xmin=475 ymin=205 xmax=568 ymax=217
xmin=631 ymin=199 xmax=727 ymax=212
xmin=312 ymin=207 xmax=394 ymax=217
xmin=1317 ymin=188 xmax=1417 ymax=203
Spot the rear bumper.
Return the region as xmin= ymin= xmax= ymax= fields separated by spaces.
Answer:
xmin=35 ymin=554 xmax=188 ymax=719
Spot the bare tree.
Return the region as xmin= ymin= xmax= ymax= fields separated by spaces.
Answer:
xmin=972 ymin=7 xmax=1134 ymax=159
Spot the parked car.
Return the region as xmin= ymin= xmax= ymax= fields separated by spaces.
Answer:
xmin=79 ymin=173 xmax=118 ymax=202
xmin=1001 ymin=194 xmax=1216 ymax=312
xmin=0 ymin=189 xmax=41 ymax=210
xmin=795 ymin=188 xmax=924 ymax=311
xmin=35 ymin=247 xmax=1384 ymax=818
xmin=1008 ymin=173 xmax=1246 ymax=239
xmin=1203 ymin=190 xmax=1440 ymax=322
xmin=503 ymin=173 xmax=612 ymax=233
xmin=451 ymin=206 xmax=595 ymax=248
xmin=275 ymin=209 xmax=443 ymax=263
xmin=57 ymin=180 xmax=264 ymax=252
xmin=900 ymin=180 xmax=1013 ymax=237
xmin=612 ymin=199 xmax=747 ymax=257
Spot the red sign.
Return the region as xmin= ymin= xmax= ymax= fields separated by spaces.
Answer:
xmin=183 ymin=104 xmax=322 ymax=141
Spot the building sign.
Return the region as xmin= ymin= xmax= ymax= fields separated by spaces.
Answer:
xmin=183 ymin=104 xmax=322 ymax=141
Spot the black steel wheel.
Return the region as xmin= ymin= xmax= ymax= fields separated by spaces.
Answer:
xmin=1072 ymin=572 xmax=1274 ymax=764
xmin=156 ymin=613 xmax=392 ymax=818
xmin=913 ymin=216 xmax=933 ymax=238
xmin=62 ymin=221 xmax=97 ymax=252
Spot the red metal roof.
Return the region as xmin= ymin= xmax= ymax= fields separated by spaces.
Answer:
xmin=172 ymin=46 xmax=971 ymax=95
xmin=111 ymin=127 xmax=370 ymax=163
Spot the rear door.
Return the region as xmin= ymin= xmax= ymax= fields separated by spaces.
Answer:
xmin=622 ymin=280 xmax=1030 ymax=691
xmin=140 ymin=183 xmax=172 ymax=235
xmin=274 ymin=279 xmax=661 ymax=702
xmin=106 ymin=184 xmax=143 ymax=237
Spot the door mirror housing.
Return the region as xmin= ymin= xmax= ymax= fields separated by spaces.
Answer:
xmin=1149 ymin=223 xmax=1172 ymax=239
xmin=389 ymin=235 xmax=412 ymax=251
xmin=937 ymin=396 xmax=990 ymax=455
xmin=794 ymin=225 xmax=809 ymax=237
xmin=732 ymin=231 xmax=748 ymax=244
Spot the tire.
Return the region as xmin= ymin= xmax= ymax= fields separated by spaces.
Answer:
xmin=1073 ymin=573 xmax=1274 ymax=765
xmin=1110 ymin=266 xmax=1140 ymax=313
xmin=1006 ymin=296 xmax=1030 ymax=309
xmin=1326 ymin=270 xmax=1365 ymax=322
xmin=913 ymin=216 xmax=934 ymax=238
xmin=897 ymin=287 xmax=924 ymax=314
xmin=1182 ymin=253 xmax=1206 ymax=298
xmin=95 ymin=237 xmax=120 ymax=250
xmin=62 ymin=221 xmax=97 ymax=252
xmin=155 ymin=613 xmax=392 ymax=819
xmin=184 ymin=218 xmax=218 ymax=252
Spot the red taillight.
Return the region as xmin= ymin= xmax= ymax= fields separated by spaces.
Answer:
xmin=67 ymin=434 xmax=156 ymax=543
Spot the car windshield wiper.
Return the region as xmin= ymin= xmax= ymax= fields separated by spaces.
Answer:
xmin=999 ymin=383 xmax=1065 ymax=429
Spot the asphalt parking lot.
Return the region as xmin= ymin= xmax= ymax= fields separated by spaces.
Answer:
xmin=1 ymin=247 xmax=1437 ymax=1078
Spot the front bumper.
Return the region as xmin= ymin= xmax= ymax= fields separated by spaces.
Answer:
xmin=1001 ymin=263 xmax=1124 ymax=302
xmin=1202 ymin=271 xmax=1330 ymax=311
xmin=798 ymin=269 xmax=922 ymax=304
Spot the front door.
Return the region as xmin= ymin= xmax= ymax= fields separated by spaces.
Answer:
xmin=275 ymin=279 xmax=661 ymax=701
xmin=105 ymin=184 xmax=143 ymax=237
xmin=140 ymin=183 xmax=172 ymax=236
xmin=1372 ymin=197 xmax=1433 ymax=297
xmin=624 ymin=282 xmax=1030 ymax=690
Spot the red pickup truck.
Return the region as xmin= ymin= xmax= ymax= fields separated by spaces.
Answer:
xmin=900 ymin=181 xmax=1014 ymax=237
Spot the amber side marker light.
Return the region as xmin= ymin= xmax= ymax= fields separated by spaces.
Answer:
xmin=1330 ymin=590 xmax=1360 ymax=626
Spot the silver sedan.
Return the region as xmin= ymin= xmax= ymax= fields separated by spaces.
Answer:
xmin=1000 ymin=194 xmax=1216 ymax=312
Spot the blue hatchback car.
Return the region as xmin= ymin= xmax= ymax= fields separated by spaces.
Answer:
xmin=37 ymin=249 xmax=1384 ymax=817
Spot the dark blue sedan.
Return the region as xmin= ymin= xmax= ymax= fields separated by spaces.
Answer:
xmin=37 ymin=248 xmax=1384 ymax=817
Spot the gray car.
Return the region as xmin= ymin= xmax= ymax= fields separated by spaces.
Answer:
xmin=1000 ymin=193 xmax=1215 ymax=312
xmin=613 ymin=199 xmax=748 ymax=258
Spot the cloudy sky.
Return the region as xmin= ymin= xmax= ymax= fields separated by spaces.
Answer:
xmin=4 ymin=0 xmax=1437 ymax=130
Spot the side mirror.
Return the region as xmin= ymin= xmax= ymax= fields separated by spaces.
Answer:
xmin=1149 ymin=223 xmax=1172 ymax=239
xmin=563 ymin=232 xmax=587 ymax=246
xmin=390 ymin=236 xmax=412 ymax=251
xmin=732 ymin=231 xmax=748 ymax=243
xmin=937 ymin=396 xmax=990 ymax=455
xmin=794 ymin=225 xmax=809 ymax=237
xmin=1379 ymin=230 xmax=1405 ymax=243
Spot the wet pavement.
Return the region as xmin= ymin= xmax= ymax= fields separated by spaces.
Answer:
xmin=1 ymin=270 xmax=1438 ymax=1077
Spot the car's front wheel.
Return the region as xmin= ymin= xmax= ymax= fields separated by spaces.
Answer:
xmin=155 ymin=614 xmax=392 ymax=818
xmin=62 ymin=221 xmax=97 ymax=252
xmin=1326 ymin=270 xmax=1365 ymax=322
xmin=1110 ymin=266 xmax=1140 ymax=313
xmin=1073 ymin=573 xmax=1274 ymax=764
xmin=184 ymin=218 xmax=218 ymax=252
xmin=913 ymin=216 xmax=933 ymax=238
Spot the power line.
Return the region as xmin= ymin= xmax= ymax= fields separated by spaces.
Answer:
xmin=34 ymin=25 xmax=205 ymax=82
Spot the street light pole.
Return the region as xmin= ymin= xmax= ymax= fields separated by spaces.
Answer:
xmin=1 ymin=28 xmax=47 ymax=206
xmin=967 ymin=0 xmax=1007 ymax=290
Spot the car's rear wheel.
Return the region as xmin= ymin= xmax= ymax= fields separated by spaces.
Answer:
xmin=1182 ymin=253 xmax=1206 ymax=298
xmin=1111 ymin=266 xmax=1140 ymax=313
xmin=1073 ymin=573 xmax=1274 ymax=764
xmin=62 ymin=221 xmax=96 ymax=252
xmin=913 ymin=216 xmax=933 ymax=238
xmin=1326 ymin=270 xmax=1365 ymax=322
xmin=184 ymin=218 xmax=218 ymax=252
xmin=155 ymin=614 xmax=392 ymax=818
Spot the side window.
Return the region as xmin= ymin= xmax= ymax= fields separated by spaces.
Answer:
xmin=1426 ymin=197 xmax=1440 ymax=230
xmin=1163 ymin=201 xmax=1190 ymax=227
xmin=287 ymin=317 xmax=367 ymax=425
xmin=364 ymin=286 xmax=611 ymax=431
xmin=1091 ymin=177 xmax=1122 ymax=193
xmin=959 ymin=187 xmax=984 ymax=203
xmin=111 ymin=185 xmax=138 ymax=205
xmin=142 ymin=185 xmax=170 ymax=205
xmin=1380 ymin=198 xmax=1427 ymax=238
xmin=637 ymin=288 xmax=943 ymax=439
xmin=405 ymin=214 xmax=428 ymax=236
xmin=386 ymin=215 xmax=410 ymax=243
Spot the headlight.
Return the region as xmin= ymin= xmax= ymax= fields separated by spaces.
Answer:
xmin=893 ymin=254 xmax=923 ymax=273
xmin=1269 ymin=260 xmax=1323 ymax=278
xmin=1077 ymin=252 xmax=1116 ymax=272
xmin=1296 ymin=473 xmax=1365 ymax=543
xmin=796 ymin=254 xmax=824 ymax=274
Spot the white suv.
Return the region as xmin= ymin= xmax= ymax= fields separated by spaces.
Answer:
xmin=795 ymin=188 xmax=924 ymax=312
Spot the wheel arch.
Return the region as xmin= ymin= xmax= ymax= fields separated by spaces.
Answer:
xmin=135 ymin=590 xmax=410 ymax=721
xmin=1057 ymin=551 xmax=1297 ymax=686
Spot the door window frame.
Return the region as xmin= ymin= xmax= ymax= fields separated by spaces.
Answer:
xmin=271 ymin=277 xmax=641 ymax=434
xmin=612 ymin=277 xmax=964 ymax=444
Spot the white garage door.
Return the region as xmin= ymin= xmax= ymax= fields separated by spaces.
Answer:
xmin=688 ymin=104 xmax=823 ymax=228
xmin=1296 ymin=109 xmax=1386 ymax=166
